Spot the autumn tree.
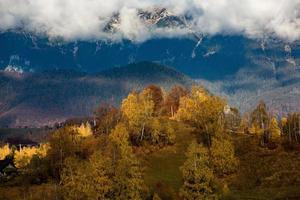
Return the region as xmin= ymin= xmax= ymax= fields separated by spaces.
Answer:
xmin=249 ymin=101 xmax=269 ymax=136
xmin=61 ymin=152 xmax=114 ymax=200
xmin=210 ymin=138 xmax=238 ymax=176
xmin=14 ymin=148 xmax=32 ymax=169
xmin=121 ymin=92 xmax=154 ymax=144
xmin=238 ymin=114 xmax=251 ymax=135
xmin=47 ymin=127 xmax=84 ymax=179
xmin=149 ymin=118 xmax=176 ymax=145
xmin=282 ymin=113 xmax=300 ymax=144
xmin=176 ymin=86 xmax=226 ymax=147
xmin=110 ymin=123 xmax=148 ymax=199
xmin=94 ymin=103 xmax=120 ymax=135
xmin=224 ymin=106 xmax=241 ymax=134
xmin=141 ymin=85 xmax=164 ymax=115
xmin=248 ymin=101 xmax=273 ymax=146
xmin=164 ymin=85 xmax=189 ymax=117
xmin=269 ymin=117 xmax=281 ymax=140
xmin=180 ymin=141 xmax=218 ymax=200
xmin=0 ymin=144 xmax=12 ymax=160
xmin=61 ymin=157 xmax=91 ymax=200
xmin=250 ymin=101 xmax=269 ymax=127
xmin=74 ymin=122 xmax=93 ymax=138
xmin=61 ymin=123 xmax=148 ymax=199
xmin=14 ymin=143 xmax=49 ymax=169
xmin=114 ymin=150 xmax=148 ymax=200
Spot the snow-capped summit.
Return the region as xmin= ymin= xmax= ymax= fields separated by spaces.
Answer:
xmin=103 ymin=7 xmax=187 ymax=34
xmin=4 ymin=65 xmax=24 ymax=74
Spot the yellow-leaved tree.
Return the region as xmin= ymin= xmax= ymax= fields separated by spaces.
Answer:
xmin=61 ymin=123 xmax=148 ymax=200
xmin=110 ymin=123 xmax=149 ymax=199
xmin=140 ymin=85 xmax=164 ymax=115
xmin=61 ymin=153 xmax=114 ymax=200
xmin=176 ymin=86 xmax=226 ymax=147
xmin=14 ymin=143 xmax=50 ymax=168
xmin=109 ymin=123 xmax=131 ymax=154
xmin=74 ymin=122 xmax=93 ymax=138
xmin=0 ymin=144 xmax=12 ymax=160
xmin=249 ymin=101 xmax=269 ymax=136
xmin=180 ymin=141 xmax=218 ymax=200
xmin=121 ymin=92 xmax=154 ymax=144
xmin=211 ymin=138 xmax=239 ymax=176
xmin=269 ymin=117 xmax=281 ymax=139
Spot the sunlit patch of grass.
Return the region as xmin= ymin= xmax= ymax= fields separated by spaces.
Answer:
xmin=142 ymin=123 xmax=194 ymax=199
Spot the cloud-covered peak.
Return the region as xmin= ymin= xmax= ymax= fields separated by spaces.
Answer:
xmin=0 ymin=0 xmax=299 ymax=42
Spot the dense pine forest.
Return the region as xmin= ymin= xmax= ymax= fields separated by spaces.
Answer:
xmin=1 ymin=84 xmax=300 ymax=200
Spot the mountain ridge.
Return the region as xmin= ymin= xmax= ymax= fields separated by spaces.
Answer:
xmin=0 ymin=62 xmax=193 ymax=127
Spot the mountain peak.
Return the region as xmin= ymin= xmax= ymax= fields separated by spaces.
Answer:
xmin=103 ymin=7 xmax=187 ymax=34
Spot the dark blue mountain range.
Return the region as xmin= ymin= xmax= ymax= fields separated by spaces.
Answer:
xmin=0 ymin=31 xmax=300 ymax=127
xmin=0 ymin=31 xmax=250 ymax=80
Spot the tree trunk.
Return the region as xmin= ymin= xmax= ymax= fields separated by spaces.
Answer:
xmin=140 ymin=123 xmax=145 ymax=142
xmin=288 ymin=121 xmax=292 ymax=144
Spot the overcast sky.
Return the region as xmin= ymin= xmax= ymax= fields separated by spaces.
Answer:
xmin=0 ymin=0 xmax=299 ymax=42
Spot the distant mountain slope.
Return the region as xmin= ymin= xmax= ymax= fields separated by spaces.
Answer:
xmin=0 ymin=31 xmax=300 ymax=120
xmin=1 ymin=31 xmax=299 ymax=79
xmin=100 ymin=61 xmax=190 ymax=84
xmin=0 ymin=62 xmax=193 ymax=127
xmin=198 ymin=54 xmax=300 ymax=115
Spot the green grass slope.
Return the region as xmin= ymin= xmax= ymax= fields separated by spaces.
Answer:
xmin=142 ymin=128 xmax=300 ymax=200
xmin=142 ymin=123 xmax=194 ymax=199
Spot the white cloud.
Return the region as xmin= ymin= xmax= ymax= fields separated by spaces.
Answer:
xmin=0 ymin=0 xmax=299 ymax=42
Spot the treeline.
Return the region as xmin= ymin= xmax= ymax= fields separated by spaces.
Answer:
xmin=242 ymin=101 xmax=300 ymax=148
xmin=0 ymin=84 xmax=300 ymax=199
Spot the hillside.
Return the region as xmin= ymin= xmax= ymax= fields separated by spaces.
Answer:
xmin=0 ymin=62 xmax=193 ymax=128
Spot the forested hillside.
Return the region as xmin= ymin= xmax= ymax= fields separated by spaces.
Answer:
xmin=1 ymin=85 xmax=300 ymax=200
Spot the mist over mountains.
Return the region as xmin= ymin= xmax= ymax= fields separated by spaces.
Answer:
xmin=0 ymin=5 xmax=300 ymax=127
xmin=0 ymin=62 xmax=193 ymax=127
xmin=1 ymin=1 xmax=299 ymax=41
